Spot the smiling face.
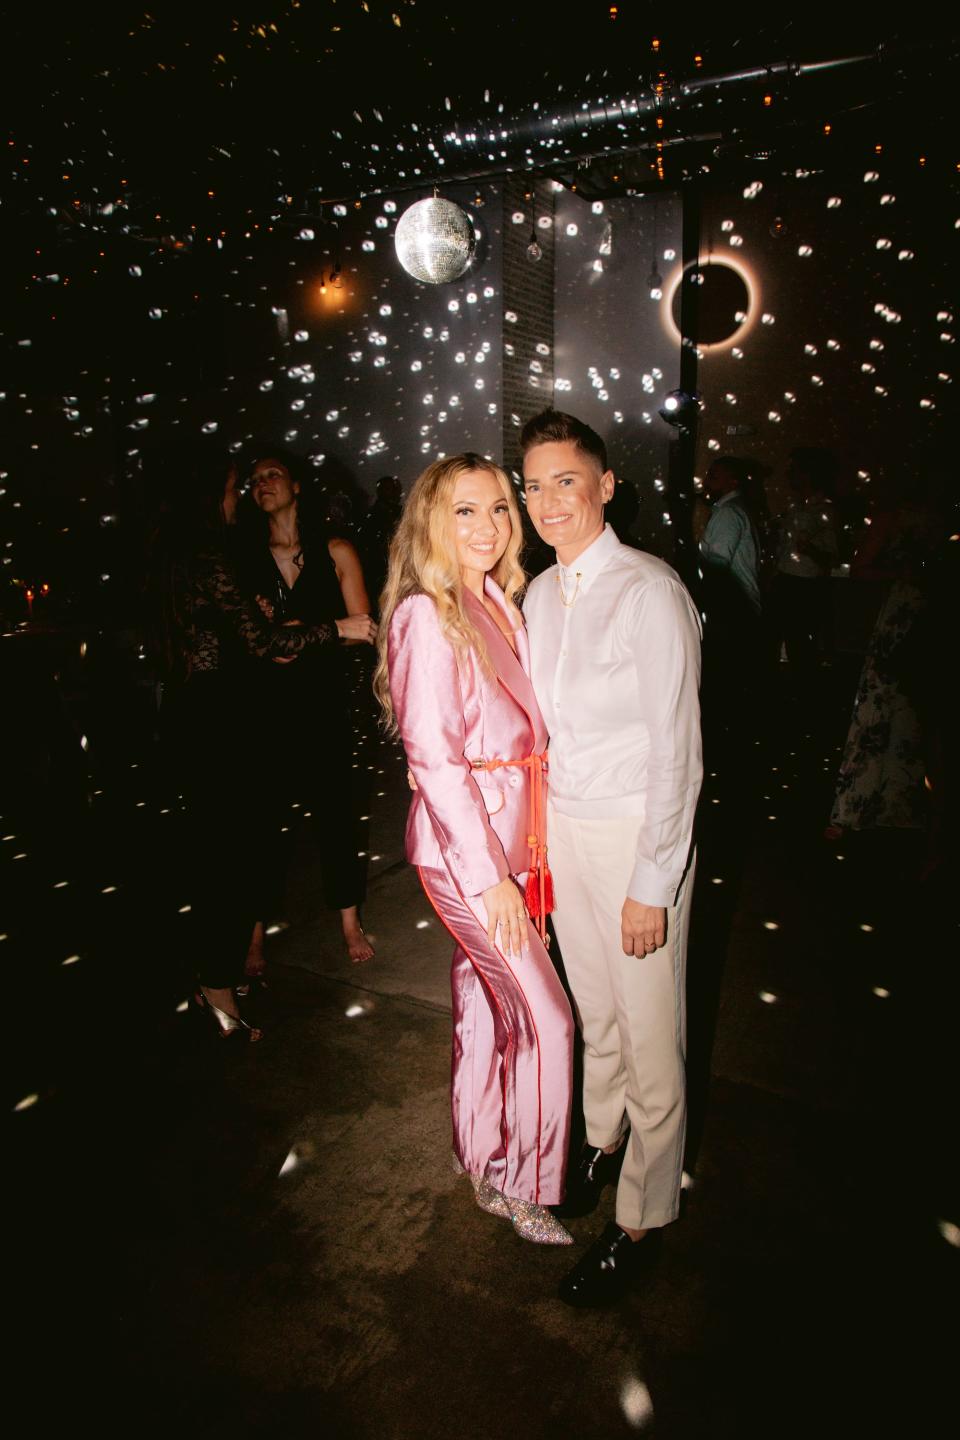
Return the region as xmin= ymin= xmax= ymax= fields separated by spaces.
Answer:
xmin=250 ymin=457 xmax=299 ymax=514
xmin=447 ymin=467 xmax=514 ymax=589
xmin=522 ymin=439 xmax=614 ymax=566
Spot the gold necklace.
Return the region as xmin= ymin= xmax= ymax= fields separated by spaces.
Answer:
xmin=555 ymin=568 xmax=583 ymax=608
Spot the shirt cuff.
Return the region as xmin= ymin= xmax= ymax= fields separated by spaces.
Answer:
xmin=446 ymin=842 xmax=511 ymax=899
xmin=627 ymin=860 xmax=682 ymax=909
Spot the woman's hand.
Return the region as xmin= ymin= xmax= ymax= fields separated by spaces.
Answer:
xmin=482 ymin=876 xmax=528 ymax=958
xmin=336 ymin=614 xmax=377 ymax=644
xmin=272 ymin=617 xmax=302 ymax=663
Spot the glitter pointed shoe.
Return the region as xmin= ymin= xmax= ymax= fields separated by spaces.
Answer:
xmin=473 ymin=1176 xmax=511 ymax=1219
xmin=451 ymin=1153 xmax=511 ymax=1218
xmin=507 ymin=1198 xmax=574 ymax=1245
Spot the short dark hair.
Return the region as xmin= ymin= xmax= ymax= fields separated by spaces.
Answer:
xmin=709 ymin=456 xmax=751 ymax=487
xmin=520 ymin=409 xmax=608 ymax=474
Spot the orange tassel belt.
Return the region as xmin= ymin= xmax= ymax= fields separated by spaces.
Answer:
xmin=470 ymin=751 xmax=554 ymax=942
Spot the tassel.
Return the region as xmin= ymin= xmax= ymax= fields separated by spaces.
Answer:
xmin=525 ymin=864 xmax=555 ymax=919
xmin=542 ymin=864 xmax=555 ymax=916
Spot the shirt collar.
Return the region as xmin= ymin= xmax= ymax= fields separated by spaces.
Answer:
xmin=715 ymin=490 xmax=740 ymax=509
xmin=556 ymin=523 xmax=620 ymax=596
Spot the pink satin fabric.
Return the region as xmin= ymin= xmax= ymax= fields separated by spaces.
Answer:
xmin=387 ymin=582 xmax=549 ymax=897
xmin=388 ymin=579 xmax=572 ymax=1204
xmin=419 ymin=865 xmax=572 ymax=1205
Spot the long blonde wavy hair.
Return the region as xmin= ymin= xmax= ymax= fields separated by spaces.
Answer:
xmin=373 ymin=452 xmax=526 ymax=733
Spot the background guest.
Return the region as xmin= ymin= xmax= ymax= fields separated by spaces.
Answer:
xmin=144 ymin=450 xmax=370 ymax=1038
xmin=698 ymin=456 xmax=768 ymax=782
xmin=825 ymin=472 xmax=943 ymax=841
xmin=240 ymin=445 xmax=376 ymax=970
xmin=358 ymin=474 xmax=404 ymax=613
xmin=774 ymin=447 xmax=840 ymax=674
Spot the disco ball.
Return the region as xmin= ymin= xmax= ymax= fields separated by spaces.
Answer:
xmin=394 ymin=197 xmax=476 ymax=284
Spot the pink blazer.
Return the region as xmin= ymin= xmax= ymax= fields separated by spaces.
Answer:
xmin=387 ymin=576 xmax=549 ymax=898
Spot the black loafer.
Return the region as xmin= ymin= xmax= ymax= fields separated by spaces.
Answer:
xmin=558 ymin=1222 xmax=660 ymax=1308
xmin=552 ymin=1143 xmax=626 ymax=1219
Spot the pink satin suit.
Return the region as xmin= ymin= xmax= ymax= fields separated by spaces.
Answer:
xmin=388 ymin=579 xmax=573 ymax=1206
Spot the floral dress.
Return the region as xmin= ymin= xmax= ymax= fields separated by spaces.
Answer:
xmin=829 ymin=581 xmax=927 ymax=831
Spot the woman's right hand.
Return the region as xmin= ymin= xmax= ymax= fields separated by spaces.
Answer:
xmin=481 ymin=877 xmax=528 ymax=958
xmin=336 ymin=614 xmax=378 ymax=644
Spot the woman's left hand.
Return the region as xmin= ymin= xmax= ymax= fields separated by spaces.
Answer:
xmin=272 ymin=617 xmax=302 ymax=663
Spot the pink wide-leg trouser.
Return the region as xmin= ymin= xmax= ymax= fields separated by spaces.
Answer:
xmin=418 ymin=866 xmax=573 ymax=1207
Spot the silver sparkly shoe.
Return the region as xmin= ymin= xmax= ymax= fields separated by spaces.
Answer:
xmin=452 ymin=1153 xmax=511 ymax=1218
xmin=472 ymin=1176 xmax=511 ymax=1218
xmin=507 ymin=1198 xmax=574 ymax=1245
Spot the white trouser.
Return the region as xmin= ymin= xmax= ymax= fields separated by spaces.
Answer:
xmin=548 ymin=807 xmax=693 ymax=1231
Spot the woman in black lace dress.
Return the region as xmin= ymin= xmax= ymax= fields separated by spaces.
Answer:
xmin=147 ymin=452 xmax=375 ymax=1039
xmin=240 ymin=447 xmax=375 ymax=969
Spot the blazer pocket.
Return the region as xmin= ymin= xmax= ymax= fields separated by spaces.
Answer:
xmin=472 ymin=778 xmax=505 ymax=816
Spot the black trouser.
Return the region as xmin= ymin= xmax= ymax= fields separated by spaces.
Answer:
xmin=250 ymin=666 xmax=366 ymax=923
xmin=774 ymin=573 xmax=834 ymax=672
xmin=163 ymin=675 xmax=261 ymax=988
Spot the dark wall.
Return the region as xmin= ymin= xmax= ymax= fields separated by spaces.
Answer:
xmin=2 ymin=180 xmax=507 ymax=621
xmin=553 ymin=189 xmax=684 ymax=554
xmin=4 ymin=156 xmax=952 ymax=624
xmin=691 ymin=163 xmax=953 ymax=509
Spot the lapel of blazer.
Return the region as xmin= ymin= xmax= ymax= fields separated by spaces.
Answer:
xmin=466 ymin=580 xmax=545 ymax=750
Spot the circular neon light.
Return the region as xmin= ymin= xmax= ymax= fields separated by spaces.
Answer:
xmin=662 ymin=255 xmax=759 ymax=352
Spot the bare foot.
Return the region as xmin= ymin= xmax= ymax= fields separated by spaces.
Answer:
xmin=245 ymin=920 xmax=266 ymax=979
xmin=341 ymin=907 xmax=375 ymax=964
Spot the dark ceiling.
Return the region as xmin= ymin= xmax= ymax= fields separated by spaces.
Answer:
xmin=4 ymin=3 xmax=957 ymax=241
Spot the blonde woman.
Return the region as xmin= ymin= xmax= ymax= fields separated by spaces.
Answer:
xmin=375 ymin=454 xmax=573 ymax=1245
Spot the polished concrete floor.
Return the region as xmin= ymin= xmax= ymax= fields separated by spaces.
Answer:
xmin=7 ymin=660 xmax=956 ymax=1438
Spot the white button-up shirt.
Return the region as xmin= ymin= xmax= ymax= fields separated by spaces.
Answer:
xmin=700 ymin=490 xmax=762 ymax=612
xmin=523 ymin=525 xmax=703 ymax=908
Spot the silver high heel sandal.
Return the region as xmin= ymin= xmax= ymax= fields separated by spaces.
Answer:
xmin=451 ymin=1153 xmax=511 ymax=1218
xmin=195 ymin=990 xmax=263 ymax=1042
xmin=506 ymin=1198 xmax=574 ymax=1245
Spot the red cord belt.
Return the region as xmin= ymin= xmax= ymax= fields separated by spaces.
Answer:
xmin=470 ymin=751 xmax=555 ymax=942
